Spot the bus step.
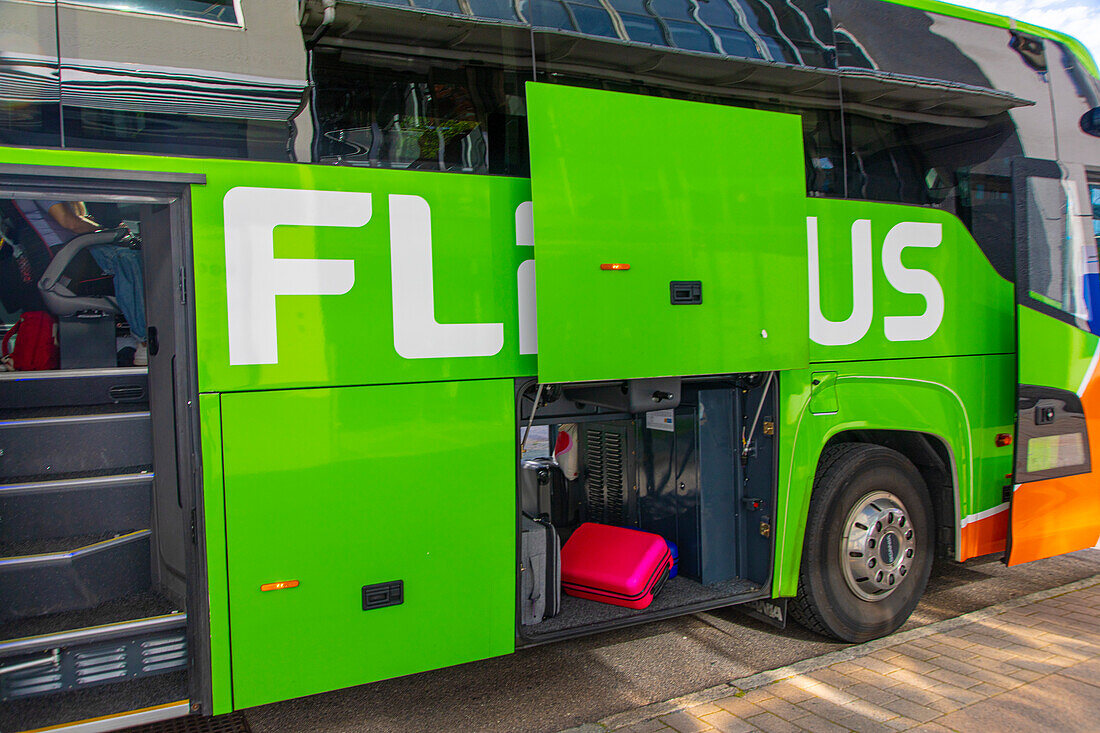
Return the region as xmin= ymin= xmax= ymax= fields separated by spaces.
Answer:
xmin=0 ymin=367 xmax=148 ymax=411
xmin=0 ymin=412 xmax=152 ymax=481
xmin=125 ymin=711 xmax=251 ymax=733
xmin=0 ymin=473 xmax=153 ymax=544
xmin=0 ymin=613 xmax=187 ymax=701
xmin=0 ymin=531 xmax=152 ymax=621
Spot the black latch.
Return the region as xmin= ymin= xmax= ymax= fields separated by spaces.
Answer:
xmin=362 ymin=580 xmax=404 ymax=611
xmin=670 ymin=281 xmax=702 ymax=305
xmin=742 ymin=497 xmax=764 ymax=511
xmin=1036 ymin=405 xmax=1056 ymax=425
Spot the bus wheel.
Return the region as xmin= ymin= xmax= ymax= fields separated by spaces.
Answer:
xmin=790 ymin=442 xmax=934 ymax=642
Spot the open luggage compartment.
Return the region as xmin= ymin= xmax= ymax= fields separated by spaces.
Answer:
xmin=516 ymin=374 xmax=777 ymax=642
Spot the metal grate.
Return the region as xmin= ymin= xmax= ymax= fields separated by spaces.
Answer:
xmin=585 ymin=429 xmax=605 ymax=519
xmin=605 ymin=432 xmax=624 ymax=520
xmin=1 ymin=629 xmax=187 ymax=701
xmin=584 ymin=428 xmax=626 ymax=524
xmin=122 ymin=712 xmax=251 ymax=733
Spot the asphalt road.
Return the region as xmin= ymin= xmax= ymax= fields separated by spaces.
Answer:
xmin=244 ymin=549 xmax=1100 ymax=733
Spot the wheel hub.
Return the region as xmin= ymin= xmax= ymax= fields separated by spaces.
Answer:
xmin=841 ymin=491 xmax=915 ymax=602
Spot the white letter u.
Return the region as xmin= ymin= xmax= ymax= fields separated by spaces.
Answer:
xmin=808 ymin=217 xmax=874 ymax=346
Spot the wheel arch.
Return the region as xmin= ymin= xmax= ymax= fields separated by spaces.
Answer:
xmin=778 ymin=374 xmax=971 ymax=597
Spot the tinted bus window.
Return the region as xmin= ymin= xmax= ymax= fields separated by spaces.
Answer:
xmin=843 ymin=115 xmax=927 ymax=204
xmin=62 ymin=107 xmax=290 ymax=161
xmin=0 ymin=0 xmax=61 ymax=149
xmin=312 ymin=51 xmax=531 ymax=176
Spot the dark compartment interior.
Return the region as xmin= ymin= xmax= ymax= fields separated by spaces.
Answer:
xmin=516 ymin=375 xmax=777 ymax=640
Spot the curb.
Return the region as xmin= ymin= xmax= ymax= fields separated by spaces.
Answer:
xmin=558 ymin=573 xmax=1100 ymax=732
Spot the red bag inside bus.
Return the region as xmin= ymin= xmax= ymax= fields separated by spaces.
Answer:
xmin=2 ymin=311 xmax=59 ymax=371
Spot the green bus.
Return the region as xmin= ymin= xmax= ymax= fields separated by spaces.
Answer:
xmin=1 ymin=0 xmax=1099 ymax=729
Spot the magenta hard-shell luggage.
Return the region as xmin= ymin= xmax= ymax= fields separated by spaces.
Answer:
xmin=561 ymin=522 xmax=673 ymax=609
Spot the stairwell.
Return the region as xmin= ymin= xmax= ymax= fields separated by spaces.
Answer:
xmin=0 ymin=367 xmax=189 ymax=730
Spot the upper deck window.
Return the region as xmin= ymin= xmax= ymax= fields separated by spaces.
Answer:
xmin=62 ymin=0 xmax=240 ymax=26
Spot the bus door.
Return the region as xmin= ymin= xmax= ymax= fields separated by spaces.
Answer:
xmin=1008 ymin=158 xmax=1100 ymax=565
xmin=523 ymin=82 xmax=810 ymax=385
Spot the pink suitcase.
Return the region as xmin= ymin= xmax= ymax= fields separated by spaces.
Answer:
xmin=561 ymin=522 xmax=673 ymax=609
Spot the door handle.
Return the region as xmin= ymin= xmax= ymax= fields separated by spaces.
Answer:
xmin=147 ymin=326 xmax=159 ymax=356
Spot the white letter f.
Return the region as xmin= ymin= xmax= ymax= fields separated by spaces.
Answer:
xmin=224 ymin=187 xmax=370 ymax=365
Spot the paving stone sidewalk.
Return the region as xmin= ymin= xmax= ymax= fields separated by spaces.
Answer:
xmin=564 ymin=575 xmax=1100 ymax=733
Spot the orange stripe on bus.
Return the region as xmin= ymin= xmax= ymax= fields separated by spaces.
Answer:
xmin=959 ymin=510 xmax=1008 ymax=561
xmin=1009 ymin=356 xmax=1100 ymax=565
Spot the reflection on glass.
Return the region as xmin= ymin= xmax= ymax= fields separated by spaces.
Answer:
xmin=620 ymin=14 xmax=668 ymax=45
xmin=62 ymin=0 xmax=239 ymax=24
xmin=650 ymin=0 xmax=693 ymax=21
xmin=530 ymin=0 xmax=577 ymax=31
xmin=844 ymin=115 xmax=926 ymax=204
xmin=1091 ymin=184 xmax=1100 ymax=249
xmin=467 ymin=0 xmax=521 ymax=21
xmin=665 ymin=19 xmax=717 ymax=52
xmin=0 ymin=0 xmax=61 ymax=148
xmin=833 ymin=29 xmax=874 ymax=69
xmin=1085 ymin=182 xmax=1100 ymax=331
xmin=955 ymin=172 xmax=1012 ymax=264
xmin=313 ymin=54 xmax=530 ymax=176
xmin=413 ymin=0 xmax=466 ymax=13
xmin=63 ymin=107 xmax=287 ymax=160
xmin=1025 ymin=177 xmax=1089 ymax=320
xmin=569 ymin=2 xmax=618 ymax=37
xmin=802 ymin=109 xmax=843 ymax=197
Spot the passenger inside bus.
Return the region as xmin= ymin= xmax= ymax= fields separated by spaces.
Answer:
xmin=0 ymin=197 xmax=148 ymax=369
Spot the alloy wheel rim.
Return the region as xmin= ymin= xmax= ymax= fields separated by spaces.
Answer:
xmin=840 ymin=490 xmax=915 ymax=602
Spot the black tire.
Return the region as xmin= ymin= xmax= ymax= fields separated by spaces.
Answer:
xmin=790 ymin=442 xmax=934 ymax=642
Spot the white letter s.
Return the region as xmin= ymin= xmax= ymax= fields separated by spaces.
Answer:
xmin=882 ymin=222 xmax=944 ymax=342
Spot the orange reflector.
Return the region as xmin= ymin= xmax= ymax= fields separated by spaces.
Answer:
xmin=260 ymin=580 xmax=299 ymax=592
xmin=996 ymin=433 xmax=1013 ymax=447
xmin=600 ymin=263 xmax=631 ymax=271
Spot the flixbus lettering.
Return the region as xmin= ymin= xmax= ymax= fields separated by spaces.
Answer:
xmin=808 ymin=217 xmax=945 ymax=347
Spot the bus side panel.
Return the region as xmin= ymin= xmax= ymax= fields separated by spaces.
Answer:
xmin=219 ymin=379 xmax=516 ymax=709
xmin=775 ymin=354 xmax=1016 ymax=596
xmin=199 ymin=392 xmax=233 ymax=715
xmin=1010 ymin=307 xmax=1100 ymax=565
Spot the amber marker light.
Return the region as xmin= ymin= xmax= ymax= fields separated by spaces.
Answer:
xmin=600 ymin=263 xmax=631 ymax=271
xmin=996 ymin=433 xmax=1013 ymax=447
xmin=260 ymin=580 xmax=300 ymax=592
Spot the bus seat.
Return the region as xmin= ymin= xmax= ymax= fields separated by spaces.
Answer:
xmin=37 ymin=229 xmax=127 ymax=317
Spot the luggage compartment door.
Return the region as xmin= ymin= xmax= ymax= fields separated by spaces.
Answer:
xmin=525 ymin=83 xmax=809 ymax=384
xmin=220 ymin=379 xmax=516 ymax=708
xmin=1008 ymin=159 xmax=1100 ymax=565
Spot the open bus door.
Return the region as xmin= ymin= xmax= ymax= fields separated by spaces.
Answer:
xmin=524 ymin=82 xmax=810 ymax=384
xmin=1008 ymin=158 xmax=1100 ymax=565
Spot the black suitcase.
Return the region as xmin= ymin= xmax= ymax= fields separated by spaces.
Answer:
xmin=520 ymin=458 xmax=580 ymax=527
